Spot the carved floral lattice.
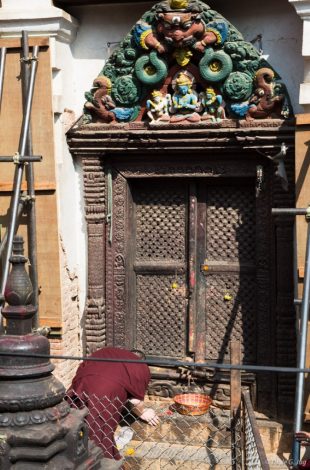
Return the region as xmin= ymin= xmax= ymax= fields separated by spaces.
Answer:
xmin=84 ymin=0 xmax=292 ymax=125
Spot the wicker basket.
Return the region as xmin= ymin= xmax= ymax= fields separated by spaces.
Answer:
xmin=173 ymin=393 xmax=212 ymax=416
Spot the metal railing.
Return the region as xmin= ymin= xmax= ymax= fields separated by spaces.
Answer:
xmin=242 ymin=391 xmax=270 ymax=469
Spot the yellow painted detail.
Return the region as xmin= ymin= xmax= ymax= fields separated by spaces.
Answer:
xmin=206 ymin=28 xmax=222 ymax=45
xmin=224 ymin=293 xmax=232 ymax=301
xmin=171 ymin=282 xmax=179 ymax=289
xmin=170 ymin=0 xmax=189 ymax=9
xmin=209 ymin=60 xmax=222 ymax=72
xmin=174 ymin=48 xmax=193 ymax=67
xmin=145 ymin=65 xmax=156 ymax=76
xmin=140 ymin=30 xmax=152 ymax=50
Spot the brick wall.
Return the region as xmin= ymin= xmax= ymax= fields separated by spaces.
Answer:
xmin=49 ymin=238 xmax=83 ymax=389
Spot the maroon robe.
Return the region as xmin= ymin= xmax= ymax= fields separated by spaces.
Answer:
xmin=67 ymin=347 xmax=150 ymax=460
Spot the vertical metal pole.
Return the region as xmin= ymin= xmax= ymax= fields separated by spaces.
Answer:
xmin=292 ymin=209 xmax=310 ymax=467
xmin=21 ymin=32 xmax=39 ymax=327
xmin=230 ymin=341 xmax=242 ymax=470
xmin=0 ymin=47 xmax=6 ymax=111
xmin=230 ymin=340 xmax=242 ymax=414
xmin=0 ymin=45 xmax=39 ymax=324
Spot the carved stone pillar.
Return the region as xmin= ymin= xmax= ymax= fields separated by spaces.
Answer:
xmin=0 ymin=236 xmax=102 ymax=468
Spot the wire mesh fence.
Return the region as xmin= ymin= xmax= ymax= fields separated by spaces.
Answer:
xmin=65 ymin=389 xmax=244 ymax=469
xmin=242 ymin=392 xmax=270 ymax=470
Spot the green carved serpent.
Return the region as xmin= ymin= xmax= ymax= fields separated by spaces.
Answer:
xmin=135 ymin=51 xmax=168 ymax=85
xmin=199 ymin=48 xmax=233 ymax=83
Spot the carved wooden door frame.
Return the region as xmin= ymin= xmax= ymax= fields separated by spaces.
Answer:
xmin=104 ymin=155 xmax=274 ymax=390
xmin=70 ymin=121 xmax=296 ymax=417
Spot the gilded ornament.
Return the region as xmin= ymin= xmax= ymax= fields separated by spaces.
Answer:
xmin=173 ymin=48 xmax=193 ymax=67
xmin=169 ymin=0 xmax=189 ymax=9
xmin=209 ymin=60 xmax=222 ymax=72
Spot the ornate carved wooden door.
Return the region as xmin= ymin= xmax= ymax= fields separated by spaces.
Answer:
xmin=194 ymin=179 xmax=258 ymax=364
xmin=125 ymin=176 xmax=262 ymax=364
xmin=127 ymin=179 xmax=189 ymax=359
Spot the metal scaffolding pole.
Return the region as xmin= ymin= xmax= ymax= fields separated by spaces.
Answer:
xmin=0 ymin=44 xmax=39 ymax=325
xmin=21 ymin=31 xmax=39 ymax=327
xmin=273 ymin=207 xmax=310 ymax=467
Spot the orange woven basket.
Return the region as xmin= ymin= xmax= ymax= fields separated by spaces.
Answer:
xmin=173 ymin=393 xmax=212 ymax=416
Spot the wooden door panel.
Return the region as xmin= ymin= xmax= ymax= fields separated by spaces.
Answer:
xmin=205 ymin=273 xmax=257 ymax=361
xmin=135 ymin=273 xmax=187 ymax=357
xmin=130 ymin=180 xmax=189 ymax=358
xmin=202 ymin=182 xmax=257 ymax=363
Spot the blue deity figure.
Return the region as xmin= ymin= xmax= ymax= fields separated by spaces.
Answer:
xmin=170 ymin=72 xmax=200 ymax=123
xmin=200 ymin=86 xmax=226 ymax=122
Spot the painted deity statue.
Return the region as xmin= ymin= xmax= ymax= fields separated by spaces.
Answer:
xmin=146 ymin=90 xmax=171 ymax=123
xmin=246 ymin=68 xmax=285 ymax=120
xmin=133 ymin=0 xmax=228 ymax=56
xmin=200 ymin=86 xmax=225 ymax=122
xmin=84 ymin=0 xmax=293 ymax=125
xmin=84 ymin=76 xmax=116 ymax=124
xmin=170 ymin=72 xmax=200 ymax=123
xmin=84 ymin=76 xmax=138 ymax=123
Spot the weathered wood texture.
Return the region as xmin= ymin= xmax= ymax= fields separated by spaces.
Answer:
xmin=0 ymin=38 xmax=61 ymax=327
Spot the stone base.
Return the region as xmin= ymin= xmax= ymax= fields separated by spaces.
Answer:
xmin=0 ymin=406 xmax=103 ymax=469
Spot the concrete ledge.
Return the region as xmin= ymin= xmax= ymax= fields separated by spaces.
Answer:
xmin=0 ymin=7 xmax=78 ymax=43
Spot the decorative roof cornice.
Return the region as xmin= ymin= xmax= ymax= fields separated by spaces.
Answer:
xmin=0 ymin=6 xmax=78 ymax=43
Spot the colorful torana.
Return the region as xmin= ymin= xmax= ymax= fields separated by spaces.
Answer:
xmin=83 ymin=0 xmax=292 ymax=125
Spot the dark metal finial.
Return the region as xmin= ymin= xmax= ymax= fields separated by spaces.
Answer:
xmin=5 ymin=235 xmax=33 ymax=307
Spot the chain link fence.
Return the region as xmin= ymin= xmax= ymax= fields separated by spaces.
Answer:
xmin=65 ymin=389 xmax=260 ymax=469
xmin=242 ymin=392 xmax=270 ymax=469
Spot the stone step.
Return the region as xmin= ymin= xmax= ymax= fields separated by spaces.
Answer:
xmin=125 ymin=398 xmax=294 ymax=455
xmin=122 ymin=446 xmax=290 ymax=469
xmin=256 ymin=416 xmax=293 ymax=454
xmin=265 ymin=453 xmax=290 ymax=469
xmin=122 ymin=441 xmax=233 ymax=469
xmin=124 ymin=401 xmax=232 ymax=449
